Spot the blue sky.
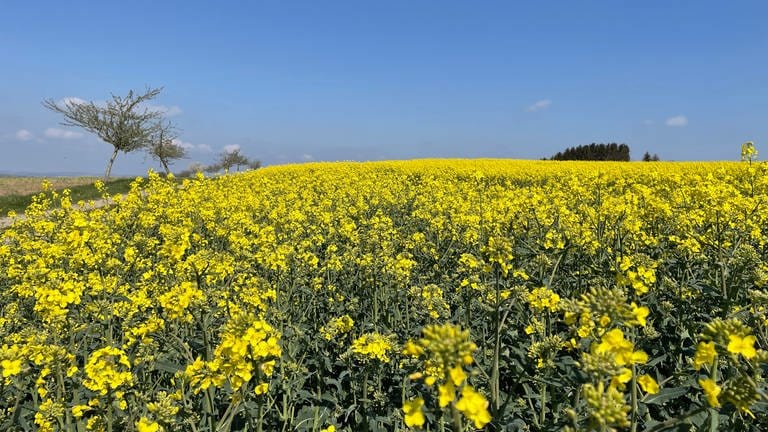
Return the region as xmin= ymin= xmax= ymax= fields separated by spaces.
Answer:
xmin=2 ymin=1 xmax=767 ymax=174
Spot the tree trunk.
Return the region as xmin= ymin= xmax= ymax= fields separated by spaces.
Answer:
xmin=105 ymin=147 xmax=119 ymax=180
xmin=161 ymin=158 xmax=170 ymax=175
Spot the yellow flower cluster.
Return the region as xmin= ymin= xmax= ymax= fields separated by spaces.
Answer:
xmin=408 ymin=284 xmax=450 ymax=319
xmin=693 ymin=318 xmax=767 ymax=414
xmin=617 ymin=255 xmax=657 ymax=295
xmin=526 ymin=286 xmax=561 ymax=312
xmin=34 ymin=398 xmax=64 ymax=432
xmin=403 ymin=324 xmax=490 ymax=429
xmin=320 ymin=315 xmax=355 ymax=341
xmin=742 ymin=141 xmax=758 ymax=162
xmin=351 ymin=332 xmax=397 ymax=363
xmin=184 ymin=312 xmax=281 ymax=393
xmin=0 ymin=344 xmax=23 ymax=379
xmin=594 ymin=328 xmax=648 ymax=367
xmin=157 ymin=281 xmax=205 ymax=322
xmin=83 ymin=346 xmax=133 ymax=395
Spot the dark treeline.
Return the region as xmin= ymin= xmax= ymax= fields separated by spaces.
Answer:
xmin=642 ymin=151 xmax=661 ymax=162
xmin=550 ymin=143 xmax=631 ymax=161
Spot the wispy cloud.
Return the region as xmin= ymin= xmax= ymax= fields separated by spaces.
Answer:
xmin=223 ymin=144 xmax=241 ymax=154
xmin=15 ymin=129 xmax=33 ymax=141
xmin=665 ymin=115 xmax=688 ymax=127
xmin=526 ymin=99 xmax=552 ymax=112
xmin=172 ymin=138 xmax=212 ymax=152
xmin=302 ymin=153 xmax=314 ymax=161
xmin=44 ymin=127 xmax=82 ymax=139
xmin=60 ymin=97 xmax=88 ymax=106
xmin=173 ymin=139 xmax=194 ymax=150
xmin=145 ymin=104 xmax=183 ymax=117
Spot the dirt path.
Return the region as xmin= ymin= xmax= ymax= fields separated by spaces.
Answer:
xmin=0 ymin=177 xmax=100 ymax=197
xmin=0 ymin=197 xmax=114 ymax=230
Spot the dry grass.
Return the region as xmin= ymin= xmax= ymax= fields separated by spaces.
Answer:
xmin=0 ymin=177 xmax=100 ymax=197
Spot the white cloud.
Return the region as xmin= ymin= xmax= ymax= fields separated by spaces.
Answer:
xmin=526 ymin=99 xmax=552 ymax=112
xmin=223 ymin=144 xmax=241 ymax=154
xmin=15 ymin=129 xmax=33 ymax=141
xmin=164 ymin=106 xmax=182 ymax=116
xmin=60 ymin=97 xmax=88 ymax=106
xmin=172 ymin=138 xmax=212 ymax=152
xmin=301 ymin=154 xmax=314 ymax=161
xmin=44 ymin=127 xmax=83 ymax=139
xmin=665 ymin=115 xmax=688 ymax=127
xmin=172 ymin=138 xmax=194 ymax=150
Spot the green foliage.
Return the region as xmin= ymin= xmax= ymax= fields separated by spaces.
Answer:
xmin=551 ymin=143 xmax=631 ymax=161
xmin=203 ymin=149 xmax=260 ymax=174
xmin=0 ymin=177 xmax=135 ymax=215
xmin=642 ymin=152 xmax=661 ymax=162
xmin=43 ymin=86 xmax=169 ymax=180
xmin=147 ymin=121 xmax=187 ymax=174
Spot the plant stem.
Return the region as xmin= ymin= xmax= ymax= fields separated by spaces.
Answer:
xmin=451 ymin=405 xmax=463 ymax=432
xmin=708 ymin=356 xmax=719 ymax=432
xmin=56 ymin=364 xmax=73 ymax=429
xmin=205 ymin=387 xmax=216 ymax=432
xmin=630 ymin=363 xmax=638 ymax=432
xmin=107 ymin=394 xmax=113 ymax=432
xmin=643 ymin=407 xmax=708 ymax=432
xmin=489 ymin=267 xmax=503 ymax=413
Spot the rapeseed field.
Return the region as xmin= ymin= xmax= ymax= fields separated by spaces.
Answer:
xmin=1 ymin=159 xmax=768 ymax=431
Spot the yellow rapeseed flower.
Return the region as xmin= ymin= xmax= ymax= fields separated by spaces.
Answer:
xmin=610 ymin=367 xmax=633 ymax=390
xmin=403 ymin=397 xmax=426 ymax=427
xmin=454 ymin=385 xmax=491 ymax=429
xmin=727 ymin=334 xmax=757 ymax=359
xmin=699 ymin=378 xmax=721 ymax=408
xmin=526 ymin=287 xmax=561 ymax=312
xmin=254 ymin=382 xmax=269 ymax=395
xmin=638 ymin=374 xmax=659 ymax=394
xmin=449 ymin=365 xmax=467 ymax=386
xmin=599 ymin=315 xmax=611 ymax=327
xmin=351 ymin=333 xmax=397 ymax=363
xmin=1 ymin=359 xmax=22 ymax=377
xmin=438 ymin=382 xmax=454 ymax=407
xmin=595 ymin=328 xmax=648 ymax=366
xmin=403 ymin=340 xmax=424 ymax=357
xmin=136 ymin=417 xmax=163 ymax=432
xmin=72 ymin=404 xmax=91 ymax=419
xmin=693 ymin=341 xmax=717 ymax=370
xmin=320 ymin=315 xmax=355 ymax=341
xmin=630 ymin=302 xmax=650 ymax=327
xmin=83 ymin=346 xmax=133 ymax=395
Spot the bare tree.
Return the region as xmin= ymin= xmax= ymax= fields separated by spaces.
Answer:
xmin=204 ymin=162 xmax=222 ymax=174
xmin=216 ymin=149 xmax=250 ymax=172
xmin=200 ymin=149 xmax=260 ymax=174
xmin=147 ymin=121 xmax=187 ymax=174
xmin=43 ymin=87 xmax=165 ymax=180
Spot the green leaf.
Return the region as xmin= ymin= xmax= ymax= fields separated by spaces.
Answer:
xmin=642 ymin=386 xmax=690 ymax=405
xmin=153 ymin=360 xmax=184 ymax=373
xmin=645 ymin=353 xmax=667 ymax=367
